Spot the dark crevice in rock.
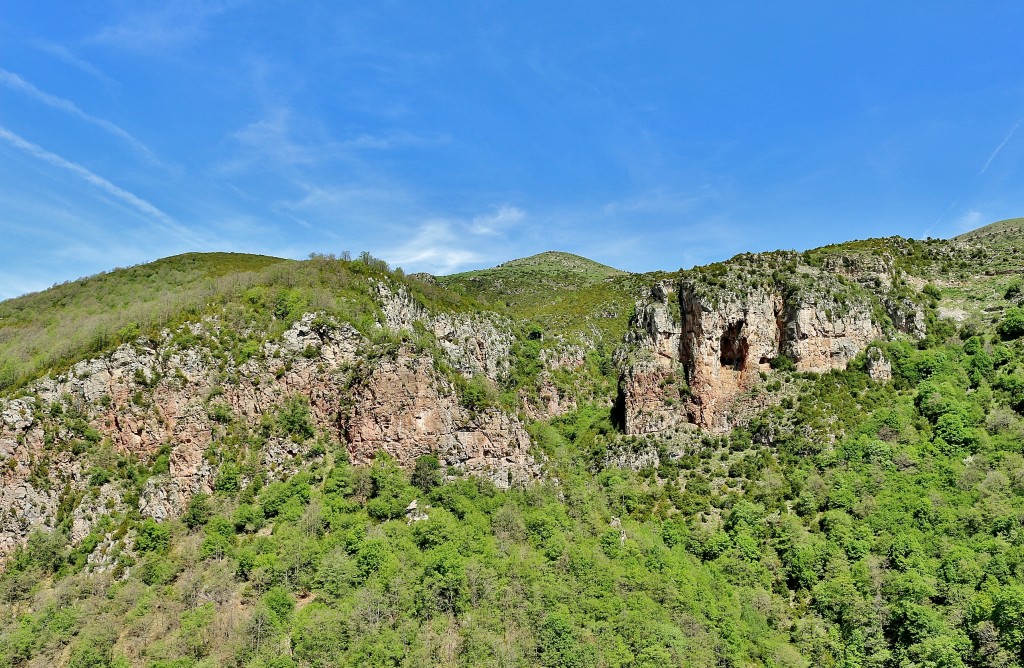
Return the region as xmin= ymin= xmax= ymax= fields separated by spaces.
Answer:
xmin=719 ymin=321 xmax=748 ymax=370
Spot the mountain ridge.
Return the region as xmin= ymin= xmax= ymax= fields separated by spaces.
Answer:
xmin=0 ymin=221 xmax=1022 ymax=666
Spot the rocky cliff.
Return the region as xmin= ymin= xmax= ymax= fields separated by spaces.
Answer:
xmin=618 ymin=253 xmax=925 ymax=434
xmin=0 ymin=290 xmax=539 ymax=557
xmin=0 ymin=242 xmax=948 ymax=559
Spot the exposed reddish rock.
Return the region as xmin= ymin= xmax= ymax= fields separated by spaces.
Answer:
xmin=0 ymin=303 xmax=539 ymax=557
xmin=345 ymin=348 xmax=537 ymax=488
xmin=619 ymin=269 xmax=918 ymax=434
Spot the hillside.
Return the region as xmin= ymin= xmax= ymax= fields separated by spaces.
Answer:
xmin=437 ymin=250 xmax=640 ymax=344
xmin=0 ymin=253 xmax=290 ymax=392
xmin=0 ymin=227 xmax=1022 ymax=667
xmin=955 ymin=216 xmax=1024 ymax=241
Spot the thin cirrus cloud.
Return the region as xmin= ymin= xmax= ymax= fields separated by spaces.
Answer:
xmin=87 ymin=1 xmax=248 ymax=51
xmin=471 ymin=205 xmax=525 ymax=235
xmin=0 ymin=68 xmax=160 ymax=165
xmin=30 ymin=41 xmax=119 ymax=89
xmin=979 ymin=119 xmax=1023 ymax=176
xmin=222 ymin=108 xmax=450 ymax=176
xmin=0 ymin=125 xmax=200 ymax=245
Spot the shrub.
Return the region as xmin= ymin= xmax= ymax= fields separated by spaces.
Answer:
xmin=412 ymin=455 xmax=442 ymax=492
xmin=276 ymin=396 xmax=315 ymax=441
xmin=213 ymin=462 xmax=241 ymax=494
xmin=135 ymin=519 xmax=170 ymax=554
xmin=207 ymin=402 xmax=232 ymax=424
xmin=770 ymin=355 xmax=797 ymax=372
xmin=182 ymin=493 xmax=211 ymax=529
xmin=459 ymin=374 xmax=496 ymax=412
xmin=997 ymin=307 xmax=1024 ymax=340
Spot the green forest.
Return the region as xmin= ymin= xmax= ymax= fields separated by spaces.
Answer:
xmin=0 ymin=231 xmax=1023 ymax=667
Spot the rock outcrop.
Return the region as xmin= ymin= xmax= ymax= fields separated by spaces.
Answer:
xmin=345 ymin=348 xmax=537 ymax=488
xmin=0 ymin=288 xmax=540 ymax=557
xmin=619 ymin=258 xmax=922 ymax=434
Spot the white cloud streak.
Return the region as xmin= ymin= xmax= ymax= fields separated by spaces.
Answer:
xmin=384 ymin=221 xmax=483 ymax=274
xmin=31 ymin=41 xmax=118 ymax=89
xmin=980 ymin=119 xmax=1022 ymax=176
xmin=0 ymin=68 xmax=160 ymax=164
xmin=89 ymin=0 xmax=249 ymax=51
xmin=471 ymin=205 xmax=525 ymax=235
xmin=0 ymin=125 xmax=199 ymax=244
xmin=956 ymin=209 xmax=984 ymax=232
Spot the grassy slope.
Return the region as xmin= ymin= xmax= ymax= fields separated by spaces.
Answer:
xmin=0 ymin=253 xmax=290 ymax=389
xmin=438 ymin=251 xmax=644 ymax=344
xmin=955 ymin=217 xmax=1024 ymax=241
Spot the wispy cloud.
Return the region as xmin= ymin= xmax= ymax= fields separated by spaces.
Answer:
xmin=31 ymin=41 xmax=118 ymax=89
xmin=471 ymin=205 xmax=525 ymax=235
xmin=956 ymin=209 xmax=984 ymax=232
xmin=602 ymin=185 xmax=718 ymax=217
xmin=0 ymin=68 xmax=159 ymax=164
xmin=221 ymin=108 xmax=447 ymax=175
xmin=228 ymin=108 xmax=317 ymax=169
xmin=89 ymin=1 xmax=247 ymax=51
xmin=383 ymin=221 xmax=484 ymax=274
xmin=0 ymin=125 xmax=199 ymax=244
xmin=274 ymin=182 xmax=420 ymax=224
xmin=980 ymin=119 xmax=1022 ymax=176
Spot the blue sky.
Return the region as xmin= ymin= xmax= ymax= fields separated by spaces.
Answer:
xmin=2 ymin=3 xmax=1024 ymax=299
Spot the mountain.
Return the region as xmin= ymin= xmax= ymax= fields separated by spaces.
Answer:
xmin=0 ymin=228 xmax=1022 ymax=666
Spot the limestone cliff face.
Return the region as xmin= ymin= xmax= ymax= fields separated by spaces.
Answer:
xmin=0 ymin=295 xmax=539 ymax=557
xmin=620 ymin=263 xmax=918 ymax=434
xmin=376 ymin=282 xmax=513 ymax=383
xmin=617 ymin=282 xmax=690 ymax=434
xmin=345 ymin=348 xmax=537 ymax=488
xmin=679 ymin=283 xmax=792 ymax=431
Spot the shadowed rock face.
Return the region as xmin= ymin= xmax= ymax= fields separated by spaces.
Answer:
xmin=620 ymin=269 xmax=918 ymax=434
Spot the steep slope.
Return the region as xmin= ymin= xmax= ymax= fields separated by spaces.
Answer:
xmin=0 ymin=224 xmax=1023 ymax=667
xmin=617 ymin=243 xmax=932 ymax=433
xmin=0 ymin=255 xmax=546 ymax=550
xmin=0 ymin=253 xmax=289 ymax=392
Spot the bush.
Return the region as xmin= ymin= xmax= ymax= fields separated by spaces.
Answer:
xmin=459 ymin=374 xmax=496 ymax=412
xmin=213 ymin=462 xmax=241 ymax=494
xmin=934 ymin=412 xmax=973 ymax=449
xmin=770 ymin=355 xmax=797 ymax=372
xmin=412 ymin=455 xmax=442 ymax=492
xmin=997 ymin=307 xmax=1024 ymax=340
xmin=135 ymin=519 xmax=170 ymax=554
xmin=182 ymin=493 xmax=211 ymax=529
xmin=276 ymin=396 xmax=315 ymax=441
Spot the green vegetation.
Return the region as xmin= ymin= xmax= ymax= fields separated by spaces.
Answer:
xmin=7 ymin=309 xmax=1024 ymax=666
xmin=0 ymin=252 xmax=475 ymax=394
xmin=438 ymin=251 xmax=639 ymax=344
xmin=3 ymin=223 xmax=1024 ymax=665
xmin=0 ymin=253 xmax=285 ymax=390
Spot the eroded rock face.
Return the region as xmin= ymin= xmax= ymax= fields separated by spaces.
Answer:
xmin=865 ymin=346 xmax=893 ymax=382
xmin=679 ymin=284 xmax=790 ymax=431
xmin=0 ymin=295 xmax=540 ymax=557
xmin=376 ymin=282 xmax=513 ymax=383
xmin=616 ymin=282 xmax=688 ymax=434
xmin=620 ymin=268 xmax=913 ymax=434
xmin=345 ymin=348 xmax=537 ymax=488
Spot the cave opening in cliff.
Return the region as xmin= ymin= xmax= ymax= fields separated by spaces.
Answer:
xmin=720 ymin=321 xmax=748 ymax=370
